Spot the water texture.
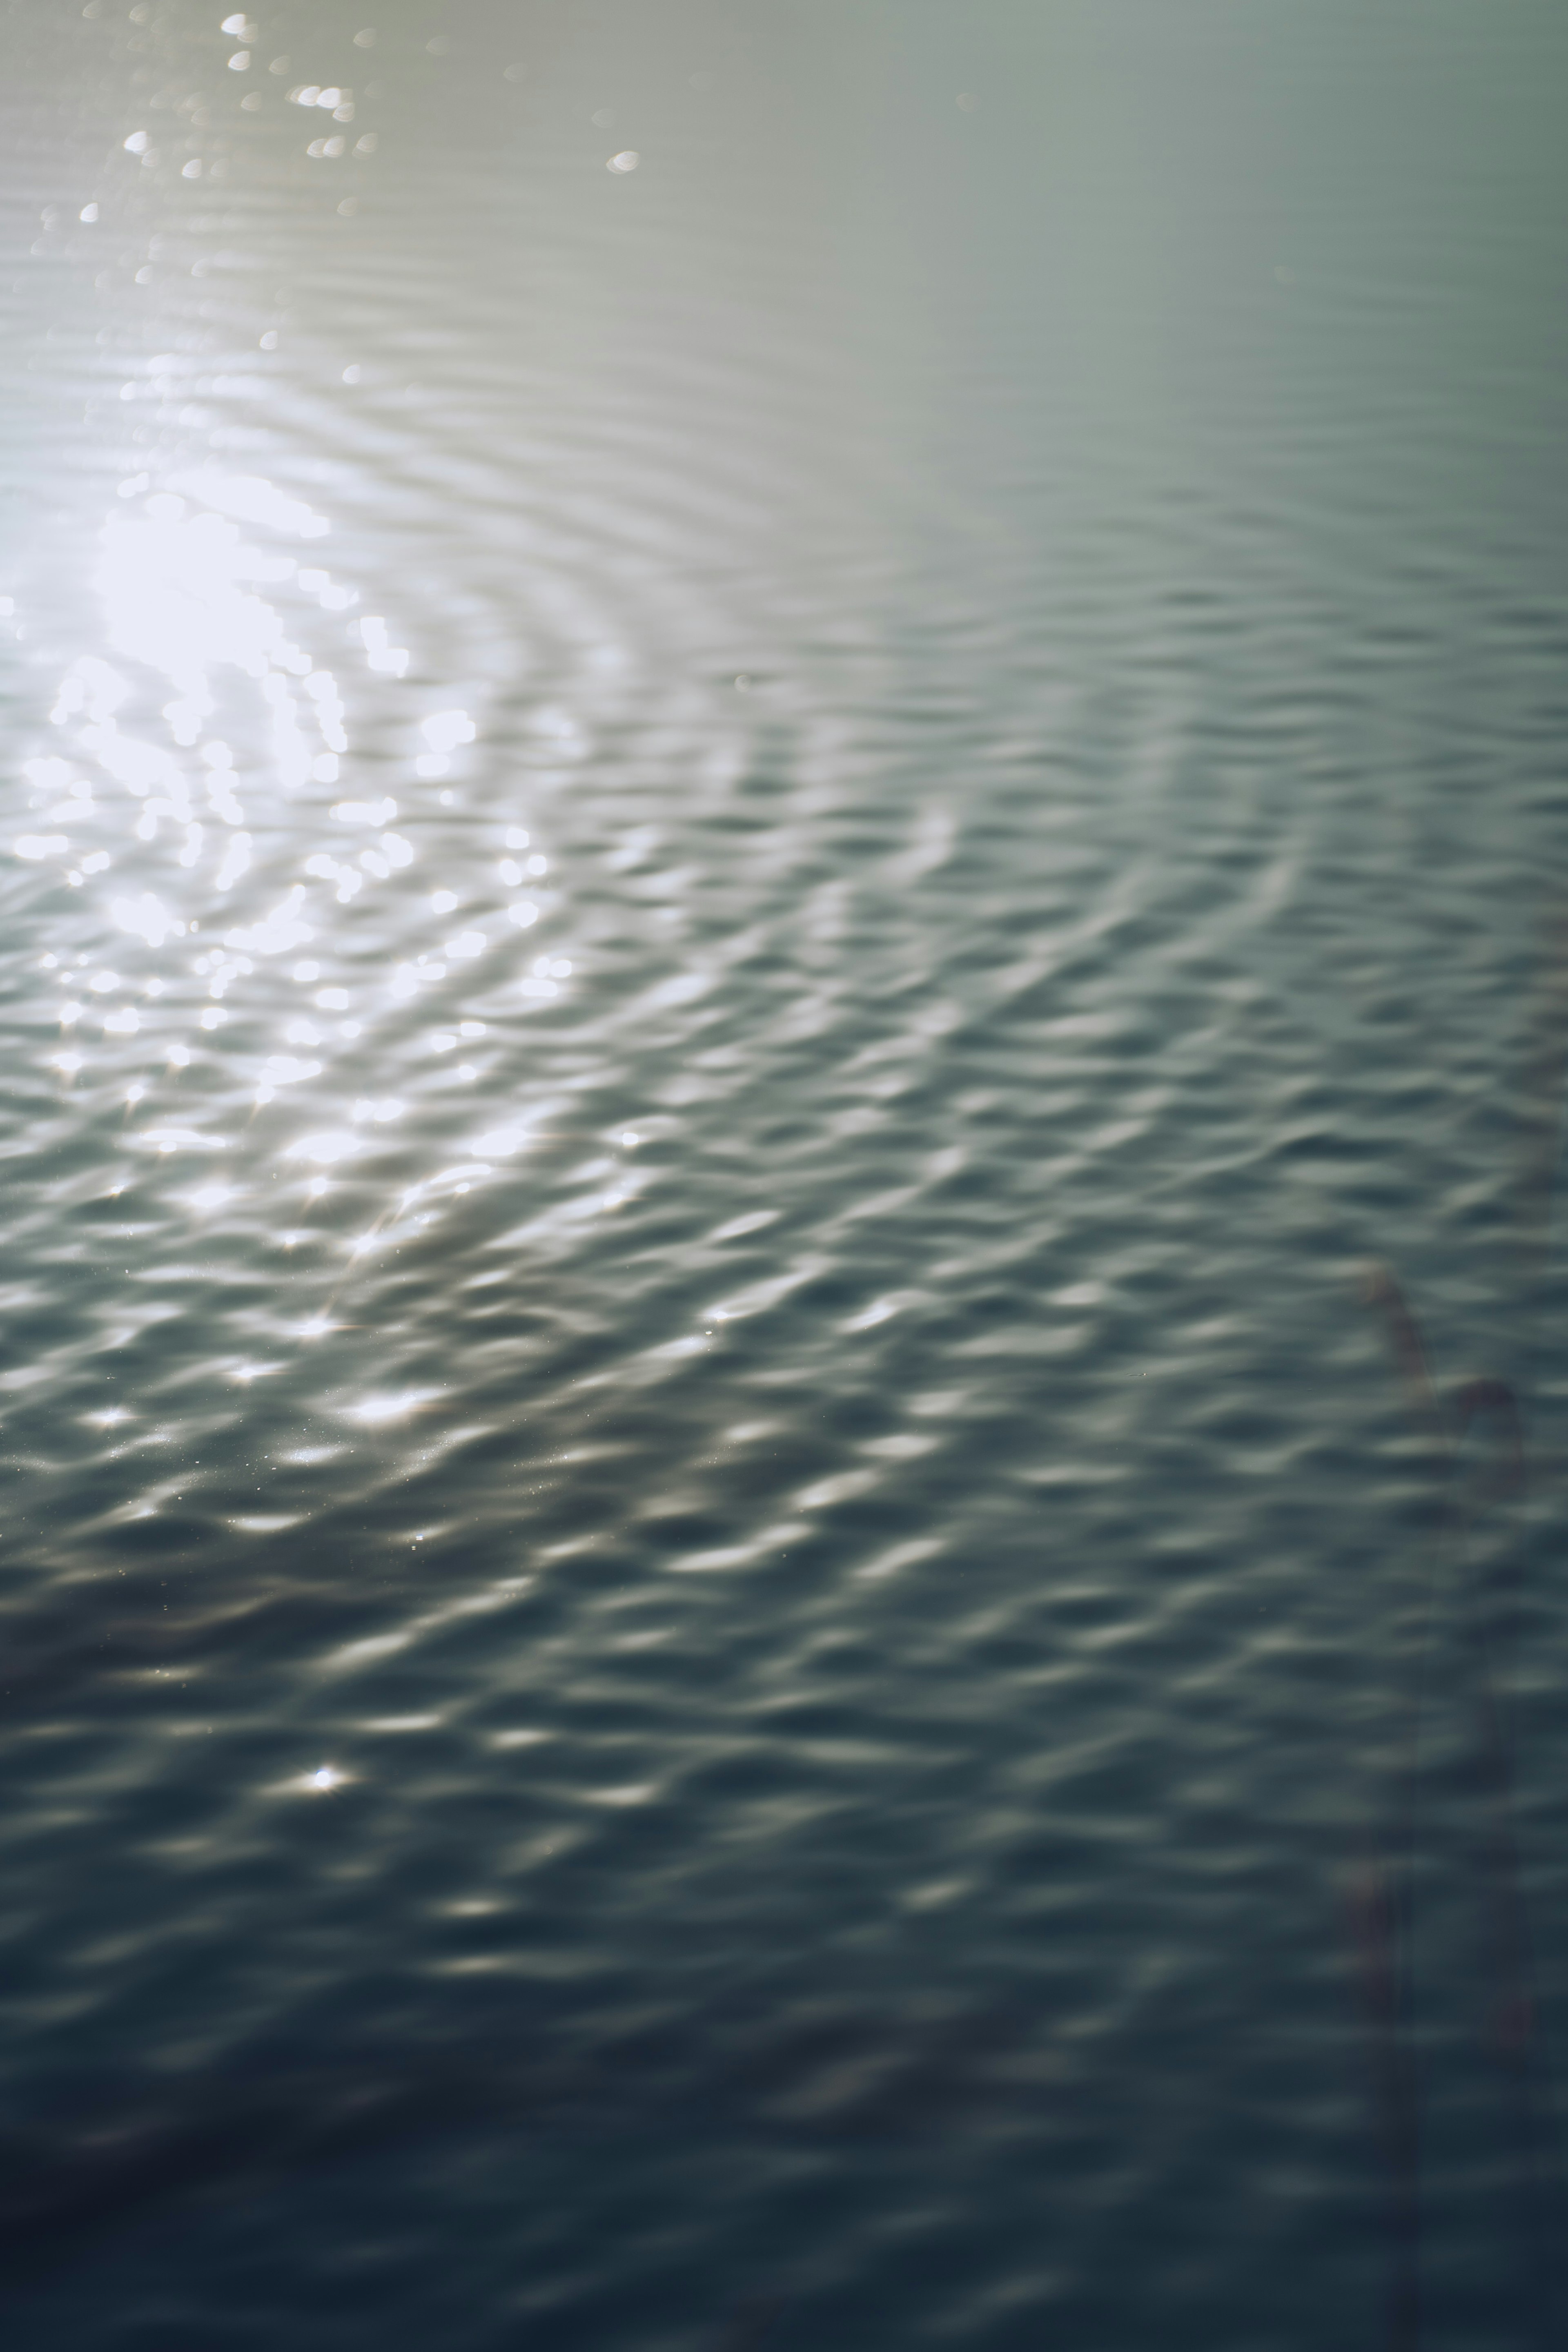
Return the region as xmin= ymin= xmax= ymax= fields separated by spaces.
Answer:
xmin=2 ymin=2 xmax=1568 ymax=2345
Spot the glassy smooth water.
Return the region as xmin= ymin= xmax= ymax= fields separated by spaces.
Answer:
xmin=3 ymin=4 xmax=1568 ymax=2346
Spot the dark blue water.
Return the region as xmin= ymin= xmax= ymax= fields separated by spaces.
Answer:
xmin=3 ymin=3 xmax=1568 ymax=2345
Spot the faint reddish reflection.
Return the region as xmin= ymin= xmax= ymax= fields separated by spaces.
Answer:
xmin=1356 ymin=1258 xmax=1559 ymax=2350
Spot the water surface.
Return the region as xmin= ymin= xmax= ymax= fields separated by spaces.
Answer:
xmin=3 ymin=3 xmax=1568 ymax=2345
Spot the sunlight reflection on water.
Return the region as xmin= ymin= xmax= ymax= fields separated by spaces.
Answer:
xmin=15 ymin=437 xmax=586 ymax=1414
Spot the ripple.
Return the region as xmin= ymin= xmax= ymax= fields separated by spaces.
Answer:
xmin=3 ymin=2 xmax=1568 ymax=2347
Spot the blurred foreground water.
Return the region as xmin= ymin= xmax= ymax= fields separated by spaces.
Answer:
xmin=3 ymin=3 xmax=1568 ymax=2346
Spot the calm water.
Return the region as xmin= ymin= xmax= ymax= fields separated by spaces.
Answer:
xmin=3 ymin=3 xmax=1568 ymax=2345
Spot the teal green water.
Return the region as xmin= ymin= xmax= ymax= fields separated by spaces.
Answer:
xmin=3 ymin=3 xmax=1568 ymax=2345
